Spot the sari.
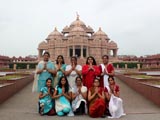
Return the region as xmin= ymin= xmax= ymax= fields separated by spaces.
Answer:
xmin=55 ymin=86 xmax=72 ymax=116
xmin=89 ymin=87 xmax=105 ymax=118
xmin=105 ymin=85 xmax=125 ymax=118
xmin=37 ymin=60 xmax=55 ymax=92
xmin=72 ymin=85 xmax=88 ymax=114
xmin=65 ymin=64 xmax=82 ymax=88
xmin=82 ymin=65 xmax=100 ymax=89
xmin=53 ymin=64 xmax=66 ymax=88
xmin=39 ymin=87 xmax=54 ymax=115
xmin=99 ymin=63 xmax=114 ymax=87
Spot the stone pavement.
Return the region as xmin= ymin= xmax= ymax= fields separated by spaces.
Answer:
xmin=0 ymin=78 xmax=160 ymax=120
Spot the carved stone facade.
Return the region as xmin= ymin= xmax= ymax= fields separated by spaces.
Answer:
xmin=38 ymin=16 xmax=118 ymax=64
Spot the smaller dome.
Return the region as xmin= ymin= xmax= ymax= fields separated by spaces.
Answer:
xmin=49 ymin=27 xmax=62 ymax=36
xmin=94 ymin=27 xmax=107 ymax=36
xmin=64 ymin=26 xmax=69 ymax=29
xmin=87 ymin=25 xmax=93 ymax=30
xmin=108 ymin=41 xmax=118 ymax=47
xmin=38 ymin=41 xmax=47 ymax=48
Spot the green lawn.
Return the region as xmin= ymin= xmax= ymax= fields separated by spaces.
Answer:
xmin=0 ymin=75 xmax=23 ymax=80
xmin=130 ymin=75 xmax=154 ymax=79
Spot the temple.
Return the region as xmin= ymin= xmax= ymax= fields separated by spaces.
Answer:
xmin=38 ymin=15 xmax=118 ymax=64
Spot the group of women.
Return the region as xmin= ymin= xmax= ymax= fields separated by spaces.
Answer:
xmin=33 ymin=52 xmax=125 ymax=118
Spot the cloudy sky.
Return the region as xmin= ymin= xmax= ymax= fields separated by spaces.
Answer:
xmin=0 ymin=0 xmax=160 ymax=57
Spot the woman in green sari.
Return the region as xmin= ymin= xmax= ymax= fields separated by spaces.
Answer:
xmin=39 ymin=78 xmax=55 ymax=115
xmin=53 ymin=55 xmax=66 ymax=88
xmin=36 ymin=52 xmax=56 ymax=92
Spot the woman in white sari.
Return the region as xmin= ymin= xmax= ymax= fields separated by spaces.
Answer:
xmin=72 ymin=76 xmax=88 ymax=115
xmin=65 ymin=56 xmax=82 ymax=88
xmin=104 ymin=76 xmax=125 ymax=118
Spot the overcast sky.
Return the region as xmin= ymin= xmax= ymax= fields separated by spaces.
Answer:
xmin=0 ymin=0 xmax=160 ymax=57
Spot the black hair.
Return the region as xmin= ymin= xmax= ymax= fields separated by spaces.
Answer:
xmin=94 ymin=76 xmax=100 ymax=82
xmin=75 ymin=76 xmax=82 ymax=83
xmin=57 ymin=76 xmax=70 ymax=93
xmin=45 ymin=78 xmax=54 ymax=95
xmin=86 ymin=56 xmax=97 ymax=65
xmin=56 ymin=55 xmax=65 ymax=64
xmin=102 ymin=55 xmax=109 ymax=59
xmin=71 ymin=56 xmax=77 ymax=61
xmin=43 ymin=51 xmax=50 ymax=57
xmin=108 ymin=76 xmax=115 ymax=81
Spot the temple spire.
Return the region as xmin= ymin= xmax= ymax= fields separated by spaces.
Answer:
xmin=54 ymin=27 xmax=57 ymax=31
xmin=76 ymin=12 xmax=80 ymax=20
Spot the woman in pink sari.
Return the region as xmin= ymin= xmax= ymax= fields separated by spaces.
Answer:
xmin=88 ymin=77 xmax=106 ymax=118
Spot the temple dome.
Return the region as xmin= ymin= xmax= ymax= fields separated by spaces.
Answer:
xmin=108 ymin=41 xmax=118 ymax=48
xmin=70 ymin=15 xmax=86 ymax=27
xmin=94 ymin=27 xmax=107 ymax=36
xmin=38 ymin=41 xmax=47 ymax=48
xmin=49 ymin=27 xmax=62 ymax=36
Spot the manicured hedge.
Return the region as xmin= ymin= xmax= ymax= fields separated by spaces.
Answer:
xmin=113 ymin=62 xmax=143 ymax=68
xmin=9 ymin=63 xmax=38 ymax=69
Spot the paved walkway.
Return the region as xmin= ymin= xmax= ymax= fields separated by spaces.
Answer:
xmin=0 ymin=78 xmax=160 ymax=120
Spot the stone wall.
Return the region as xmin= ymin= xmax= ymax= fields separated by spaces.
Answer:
xmin=116 ymin=74 xmax=160 ymax=107
xmin=0 ymin=74 xmax=34 ymax=104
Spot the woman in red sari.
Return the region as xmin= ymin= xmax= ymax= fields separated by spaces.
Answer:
xmin=88 ymin=77 xmax=106 ymax=118
xmin=99 ymin=55 xmax=115 ymax=88
xmin=82 ymin=56 xmax=100 ymax=89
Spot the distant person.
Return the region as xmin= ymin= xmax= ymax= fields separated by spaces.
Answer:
xmin=38 ymin=78 xmax=55 ymax=116
xmin=104 ymin=76 xmax=125 ymax=118
xmin=65 ymin=56 xmax=82 ymax=88
xmin=99 ymin=55 xmax=114 ymax=87
xmin=36 ymin=52 xmax=56 ymax=92
xmin=88 ymin=77 xmax=106 ymax=118
xmin=82 ymin=56 xmax=100 ymax=89
xmin=72 ymin=76 xmax=88 ymax=115
xmin=53 ymin=55 xmax=66 ymax=88
xmin=53 ymin=76 xmax=72 ymax=116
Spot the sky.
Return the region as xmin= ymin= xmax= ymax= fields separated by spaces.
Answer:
xmin=0 ymin=0 xmax=160 ymax=57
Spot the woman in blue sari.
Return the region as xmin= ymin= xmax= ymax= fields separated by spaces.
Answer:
xmin=53 ymin=55 xmax=66 ymax=88
xmin=53 ymin=76 xmax=72 ymax=116
xmin=39 ymin=78 xmax=55 ymax=115
xmin=36 ymin=52 xmax=56 ymax=92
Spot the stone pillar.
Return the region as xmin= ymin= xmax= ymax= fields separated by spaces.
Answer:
xmin=117 ymin=64 xmax=119 ymax=69
xmin=113 ymin=50 xmax=115 ymax=57
xmin=125 ymin=64 xmax=128 ymax=69
xmin=13 ymin=64 xmax=17 ymax=70
xmin=67 ymin=47 xmax=69 ymax=58
xmin=87 ymin=46 xmax=89 ymax=57
xmin=38 ymin=50 xmax=41 ymax=59
xmin=27 ymin=64 xmax=30 ymax=70
xmin=73 ymin=46 xmax=75 ymax=56
xmin=137 ymin=64 xmax=140 ymax=70
xmin=36 ymin=65 xmax=38 ymax=70
xmin=114 ymin=49 xmax=118 ymax=57
xmin=81 ymin=45 xmax=83 ymax=58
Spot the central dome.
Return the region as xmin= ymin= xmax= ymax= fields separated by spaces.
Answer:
xmin=70 ymin=15 xmax=86 ymax=27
